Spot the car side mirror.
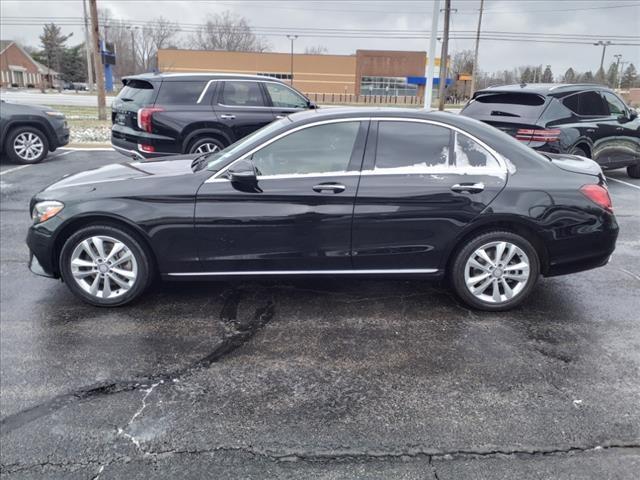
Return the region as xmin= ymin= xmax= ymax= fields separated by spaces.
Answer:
xmin=228 ymin=159 xmax=260 ymax=192
xmin=307 ymin=101 xmax=317 ymax=109
xmin=629 ymin=109 xmax=638 ymax=120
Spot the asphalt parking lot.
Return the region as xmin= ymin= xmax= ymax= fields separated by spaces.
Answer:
xmin=1 ymin=150 xmax=639 ymax=479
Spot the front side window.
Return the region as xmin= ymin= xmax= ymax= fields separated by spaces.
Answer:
xmin=220 ymin=81 xmax=265 ymax=107
xmin=251 ymin=122 xmax=360 ymax=176
xmin=601 ymin=91 xmax=626 ymax=116
xmin=264 ymin=82 xmax=308 ymax=108
xmin=375 ymin=121 xmax=451 ymax=170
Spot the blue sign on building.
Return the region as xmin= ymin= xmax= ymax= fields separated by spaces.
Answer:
xmin=406 ymin=76 xmax=452 ymax=87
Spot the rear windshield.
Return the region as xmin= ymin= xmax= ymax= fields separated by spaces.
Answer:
xmin=463 ymin=92 xmax=547 ymax=122
xmin=116 ymin=79 xmax=156 ymax=107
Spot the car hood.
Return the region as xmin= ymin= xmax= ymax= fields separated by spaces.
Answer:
xmin=45 ymin=154 xmax=200 ymax=191
xmin=545 ymin=153 xmax=603 ymax=177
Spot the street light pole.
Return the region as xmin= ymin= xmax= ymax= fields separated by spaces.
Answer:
xmin=82 ymin=0 xmax=95 ymax=92
xmin=594 ymin=40 xmax=612 ymax=72
xmin=286 ymin=35 xmax=298 ymax=86
xmin=470 ymin=0 xmax=484 ymax=98
xmin=128 ymin=26 xmax=138 ymax=73
xmin=613 ymin=54 xmax=622 ymax=89
xmin=437 ymin=0 xmax=451 ymax=111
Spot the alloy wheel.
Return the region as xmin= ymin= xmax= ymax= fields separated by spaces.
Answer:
xmin=194 ymin=143 xmax=219 ymax=154
xmin=13 ymin=132 xmax=44 ymax=161
xmin=69 ymin=235 xmax=138 ymax=299
xmin=463 ymin=241 xmax=530 ymax=304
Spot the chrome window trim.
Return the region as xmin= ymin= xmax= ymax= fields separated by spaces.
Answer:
xmin=205 ymin=117 xmax=508 ymax=183
xmin=197 ymin=78 xmax=307 ymax=106
xmin=167 ymin=268 xmax=439 ymax=277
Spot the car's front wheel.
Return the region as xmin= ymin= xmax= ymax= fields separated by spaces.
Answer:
xmin=451 ymin=231 xmax=540 ymax=311
xmin=6 ymin=127 xmax=49 ymax=164
xmin=59 ymin=225 xmax=153 ymax=307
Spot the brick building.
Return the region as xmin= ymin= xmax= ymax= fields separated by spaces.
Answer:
xmin=0 ymin=40 xmax=60 ymax=88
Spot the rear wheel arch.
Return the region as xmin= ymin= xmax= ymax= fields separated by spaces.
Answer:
xmin=53 ymin=215 xmax=158 ymax=278
xmin=444 ymin=219 xmax=549 ymax=277
xmin=182 ymin=126 xmax=232 ymax=153
xmin=570 ymin=141 xmax=592 ymax=158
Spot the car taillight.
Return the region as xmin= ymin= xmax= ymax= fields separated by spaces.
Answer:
xmin=580 ymin=184 xmax=613 ymax=213
xmin=138 ymin=143 xmax=155 ymax=153
xmin=515 ymin=128 xmax=561 ymax=142
xmin=137 ymin=107 xmax=163 ymax=133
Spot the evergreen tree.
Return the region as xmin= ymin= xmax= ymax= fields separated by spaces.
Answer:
xmin=541 ymin=65 xmax=554 ymax=83
xmin=520 ymin=67 xmax=532 ymax=83
xmin=606 ymin=62 xmax=619 ymax=88
xmin=595 ymin=67 xmax=606 ymax=85
xmin=621 ymin=63 xmax=637 ymax=88
xmin=39 ymin=23 xmax=73 ymax=87
xmin=60 ymin=44 xmax=87 ymax=83
xmin=563 ymin=67 xmax=576 ymax=83
xmin=581 ymin=70 xmax=595 ymax=83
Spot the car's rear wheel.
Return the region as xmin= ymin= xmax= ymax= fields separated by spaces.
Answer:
xmin=60 ymin=225 xmax=152 ymax=307
xmin=627 ymin=162 xmax=640 ymax=179
xmin=188 ymin=137 xmax=226 ymax=155
xmin=570 ymin=145 xmax=589 ymax=158
xmin=451 ymin=231 xmax=540 ymax=311
xmin=6 ymin=127 xmax=49 ymax=164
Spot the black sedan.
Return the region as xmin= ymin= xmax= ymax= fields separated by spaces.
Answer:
xmin=27 ymin=108 xmax=618 ymax=311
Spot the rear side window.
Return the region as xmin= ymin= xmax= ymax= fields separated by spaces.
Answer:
xmin=116 ymin=80 xmax=155 ymax=107
xmin=375 ymin=121 xmax=451 ymax=170
xmin=462 ymin=92 xmax=547 ymax=122
xmin=155 ymin=81 xmax=207 ymax=105
xmin=563 ymin=91 xmax=608 ymax=116
xmin=220 ymin=81 xmax=265 ymax=107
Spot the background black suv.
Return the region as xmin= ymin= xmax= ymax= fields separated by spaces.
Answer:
xmin=0 ymin=101 xmax=69 ymax=164
xmin=461 ymin=84 xmax=640 ymax=178
xmin=111 ymin=73 xmax=315 ymax=159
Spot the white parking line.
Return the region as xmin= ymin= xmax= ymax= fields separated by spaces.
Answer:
xmin=59 ymin=147 xmax=114 ymax=151
xmin=606 ymin=176 xmax=640 ymax=191
xmin=0 ymin=165 xmax=30 ymax=176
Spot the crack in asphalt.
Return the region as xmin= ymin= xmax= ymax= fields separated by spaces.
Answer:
xmin=2 ymin=443 xmax=638 ymax=475
xmin=0 ymin=288 xmax=275 ymax=435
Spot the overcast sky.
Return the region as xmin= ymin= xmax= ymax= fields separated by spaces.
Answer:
xmin=2 ymin=0 xmax=639 ymax=76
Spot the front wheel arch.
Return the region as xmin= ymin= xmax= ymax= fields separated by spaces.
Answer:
xmin=53 ymin=215 xmax=158 ymax=279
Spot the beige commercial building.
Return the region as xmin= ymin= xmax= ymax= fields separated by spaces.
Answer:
xmin=157 ymin=49 xmax=446 ymax=98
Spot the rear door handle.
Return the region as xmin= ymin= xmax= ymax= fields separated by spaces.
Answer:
xmin=451 ymin=182 xmax=485 ymax=194
xmin=586 ymin=128 xmax=595 ymax=133
xmin=313 ymin=183 xmax=346 ymax=193
xmin=220 ymin=114 xmax=235 ymax=120
xmin=616 ymin=127 xmax=624 ymax=132
xmin=275 ymin=114 xmax=286 ymax=119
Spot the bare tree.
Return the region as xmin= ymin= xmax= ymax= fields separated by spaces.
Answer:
xmin=189 ymin=11 xmax=269 ymax=52
xmin=137 ymin=17 xmax=179 ymax=71
xmin=304 ymin=45 xmax=328 ymax=55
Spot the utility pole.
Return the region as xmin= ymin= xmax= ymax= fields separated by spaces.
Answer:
xmin=286 ymin=35 xmax=298 ymax=86
xmin=82 ymin=0 xmax=95 ymax=91
xmin=618 ymin=60 xmax=629 ymax=90
xmin=437 ymin=0 xmax=451 ymax=111
xmin=613 ymin=54 xmax=622 ymax=89
xmin=424 ymin=0 xmax=440 ymax=109
xmin=128 ymin=26 xmax=138 ymax=73
xmin=89 ymin=0 xmax=106 ymax=120
xmin=594 ymin=40 xmax=612 ymax=72
xmin=469 ymin=0 xmax=484 ymax=97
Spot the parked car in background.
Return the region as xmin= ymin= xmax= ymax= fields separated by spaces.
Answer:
xmin=0 ymin=101 xmax=69 ymax=164
xmin=461 ymin=83 xmax=640 ymax=178
xmin=110 ymin=73 xmax=316 ymax=160
xmin=29 ymin=108 xmax=617 ymax=311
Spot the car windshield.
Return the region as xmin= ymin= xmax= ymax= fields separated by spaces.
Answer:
xmin=196 ymin=118 xmax=291 ymax=172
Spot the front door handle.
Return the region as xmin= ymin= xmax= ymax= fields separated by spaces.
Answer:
xmin=586 ymin=128 xmax=596 ymax=133
xmin=451 ymin=182 xmax=485 ymax=194
xmin=275 ymin=114 xmax=286 ymax=119
xmin=616 ymin=127 xmax=624 ymax=132
xmin=313 ymin=183 xmax=346 ymax=193
xmin=220 ymin=114 xmax=236 ymax=120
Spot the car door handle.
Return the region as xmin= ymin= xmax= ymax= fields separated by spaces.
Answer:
xmin=275 ymin=114 xmax=286 ymax=119
xmin=313 ymin=183 xmax=346 ymax=193
xmin=616 ymin=127 xmax=624 ymax=132
xmin=586 ymin=128 xmax=595 ymax=133
xmin=220 ymin=114 xmax=235 ymax=120
xmin=451 ymin=182 xmax=485 ymax=194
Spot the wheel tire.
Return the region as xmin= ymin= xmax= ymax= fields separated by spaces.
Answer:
xmin=6 ymin=127 xmax=49 ymax=164
xmin=59 ymin=225 xmax=153 ymax=307
xmin=627 ymin=163 xmax=640 ymax=179
xmin=187 ymin=136 xmax=226 ymax=155
xmin=570 ymin=146 xmax=589 ymax=158
xmin=450 ymin=230 xmax=540 ymax=312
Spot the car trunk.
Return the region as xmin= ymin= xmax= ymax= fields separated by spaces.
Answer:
xmin=544 ymin=152 xmax=603 ymax=177
xmin=111 ymin=79 xmax=158 ymax=130
xmin=461 ymin=91 xmax=549 ymax=143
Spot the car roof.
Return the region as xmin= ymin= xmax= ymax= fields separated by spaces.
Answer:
xmin=122 ymin=72 xmax=288 ymax=83
xmin=475 ymin=83 xmax=613 ymax=97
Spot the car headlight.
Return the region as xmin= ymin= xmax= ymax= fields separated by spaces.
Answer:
xmin=32 ymin=201 xmax=64 ymax=223
xmin=45 ymin=111 xmax=65 ymax=118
